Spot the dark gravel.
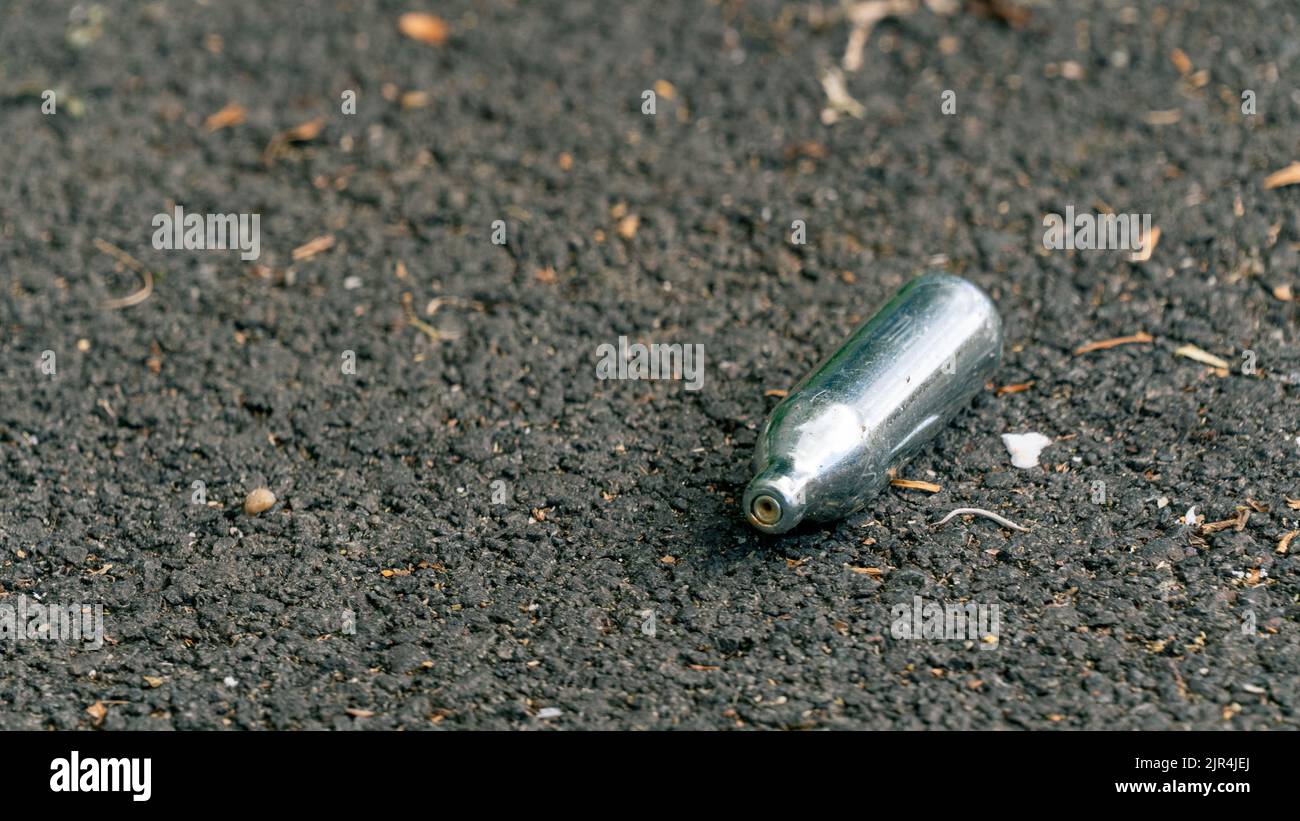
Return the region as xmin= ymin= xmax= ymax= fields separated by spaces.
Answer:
xmin=1 ymin=0 xmax=1297 ymax=730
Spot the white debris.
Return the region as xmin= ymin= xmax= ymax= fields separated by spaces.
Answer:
xmin=842 ymin=0 xmax=920 ymax=71
xmin=536 ymin=707 xmax=562 ymax=719
xmin=819 ymin=67 xmax=866 ymax=124
xmin=924 ymin=0 xmax=961 ymax=14
xmin=223 ymin=676 xmax=238 ymax=688
xmin=1001 ymin=432 xmax=1052 ymax=469
xmin=933 ymin=507 xmax=1028 ymax=532
xmin=1183 ymin=507 xmax=1198 ymax=527
xmin=343 ymin=276 xmax=362 ymax=290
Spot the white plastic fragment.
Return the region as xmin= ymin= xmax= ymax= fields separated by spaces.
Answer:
xmin=536 ymin=707 xmax=562 ymax=719
xmin=1183 ymin=507 xmax=1198 ymax=527
xmin=1001 ymin=432 xmax=1052 ymax=469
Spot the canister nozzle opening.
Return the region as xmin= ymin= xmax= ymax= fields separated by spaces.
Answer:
xmin=750 ymin=494 xmax=782 ymax=526
xmin=743 ymin=469 xmax=807 ymax=534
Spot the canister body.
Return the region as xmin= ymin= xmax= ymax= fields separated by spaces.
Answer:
xmin=744 ymin=274 xmax=1002 ymax=534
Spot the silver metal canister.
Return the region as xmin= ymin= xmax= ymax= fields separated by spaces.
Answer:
xmin=744 ymin=274 xmax=1002 ymax=534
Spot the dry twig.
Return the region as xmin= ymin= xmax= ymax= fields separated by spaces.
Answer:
xmin=1073 ymin=332 xmax=1153 ymax=355
xmin=95 ymin=239 xmax=155 ymax=310
xmin=933 ymin=507 xmax=1028 ymax=532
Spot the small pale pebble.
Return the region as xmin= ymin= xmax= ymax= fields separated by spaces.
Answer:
xmin=536 ymin=707 xmax=562 ymax=719
xmin=1001 ymin=432 xmax=1052 ymax=469
xmin=243 ymin=487 xmax=276 ymax=515
xmin=223 ymin=676 xmax=238 ymax=687
xmin=343 ymin=276 xmax=362 ymax=290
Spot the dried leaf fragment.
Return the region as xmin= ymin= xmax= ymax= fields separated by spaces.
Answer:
xmin=284 ymin=117 xmax=325 ymax=142
xmin=1129 ymin=225 xmax=1160 ymax=262
xmin=1277 ymin=531 xmax=1297 ymax=555
xmin=1073 ymin=332 xmax=1153 ymax=355
xmin=889 ymin=478 xmax=942 ymax=493
xmin=995 ymin=381 xmax=1033 ymax=396
xmin=617 ymin=214 xmax=640 ymax=240
xmin=846 ymin=565 xmax=885 ymax=577
xmin=262 ymin=117 xmax=326 ymax=164
xmin=1174 ymin=344 xmax=1230 ymax=370
xmin=292 ymin=234 xmax=336 ymax=261
xmin=400 ymin=90 xmax=431 ymax=109
xmin=1263 ymin=162 xmax=1300 ymax=190
xmin=1143 ymin=110 xmax=1180 ymax=126
xmin=1200 ymin=507 xmax=1250 ymax=535
xmin=783 ymin=141 xmax=829 ymax=162
xmin=1170 ymin=48 xmax=1193 ymax=76
xmin=204 ymin=102 xmax=246 ymax=132
xmin=971 ymin=0 xmax=1031 ymax=29
xmin=398 ymin=12 xmax=449 ymax=45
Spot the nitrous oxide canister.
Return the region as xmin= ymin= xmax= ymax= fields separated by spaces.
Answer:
xmin=744 ymin=274 xmax=1003 ymax=534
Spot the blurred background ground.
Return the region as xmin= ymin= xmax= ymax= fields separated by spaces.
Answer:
xmin=0 ymin=0 xmax=1297 ymax=729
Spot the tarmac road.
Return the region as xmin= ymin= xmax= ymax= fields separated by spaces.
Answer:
xmin=0 ymin=0 xmax=1297 ymax=729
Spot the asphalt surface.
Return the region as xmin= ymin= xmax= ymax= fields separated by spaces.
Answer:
xmin=1 ymin=0 xmax=1297 ymax=730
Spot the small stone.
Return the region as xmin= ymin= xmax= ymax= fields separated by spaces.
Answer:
xmin=243 ymin=487 xmax=276 ymax=515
